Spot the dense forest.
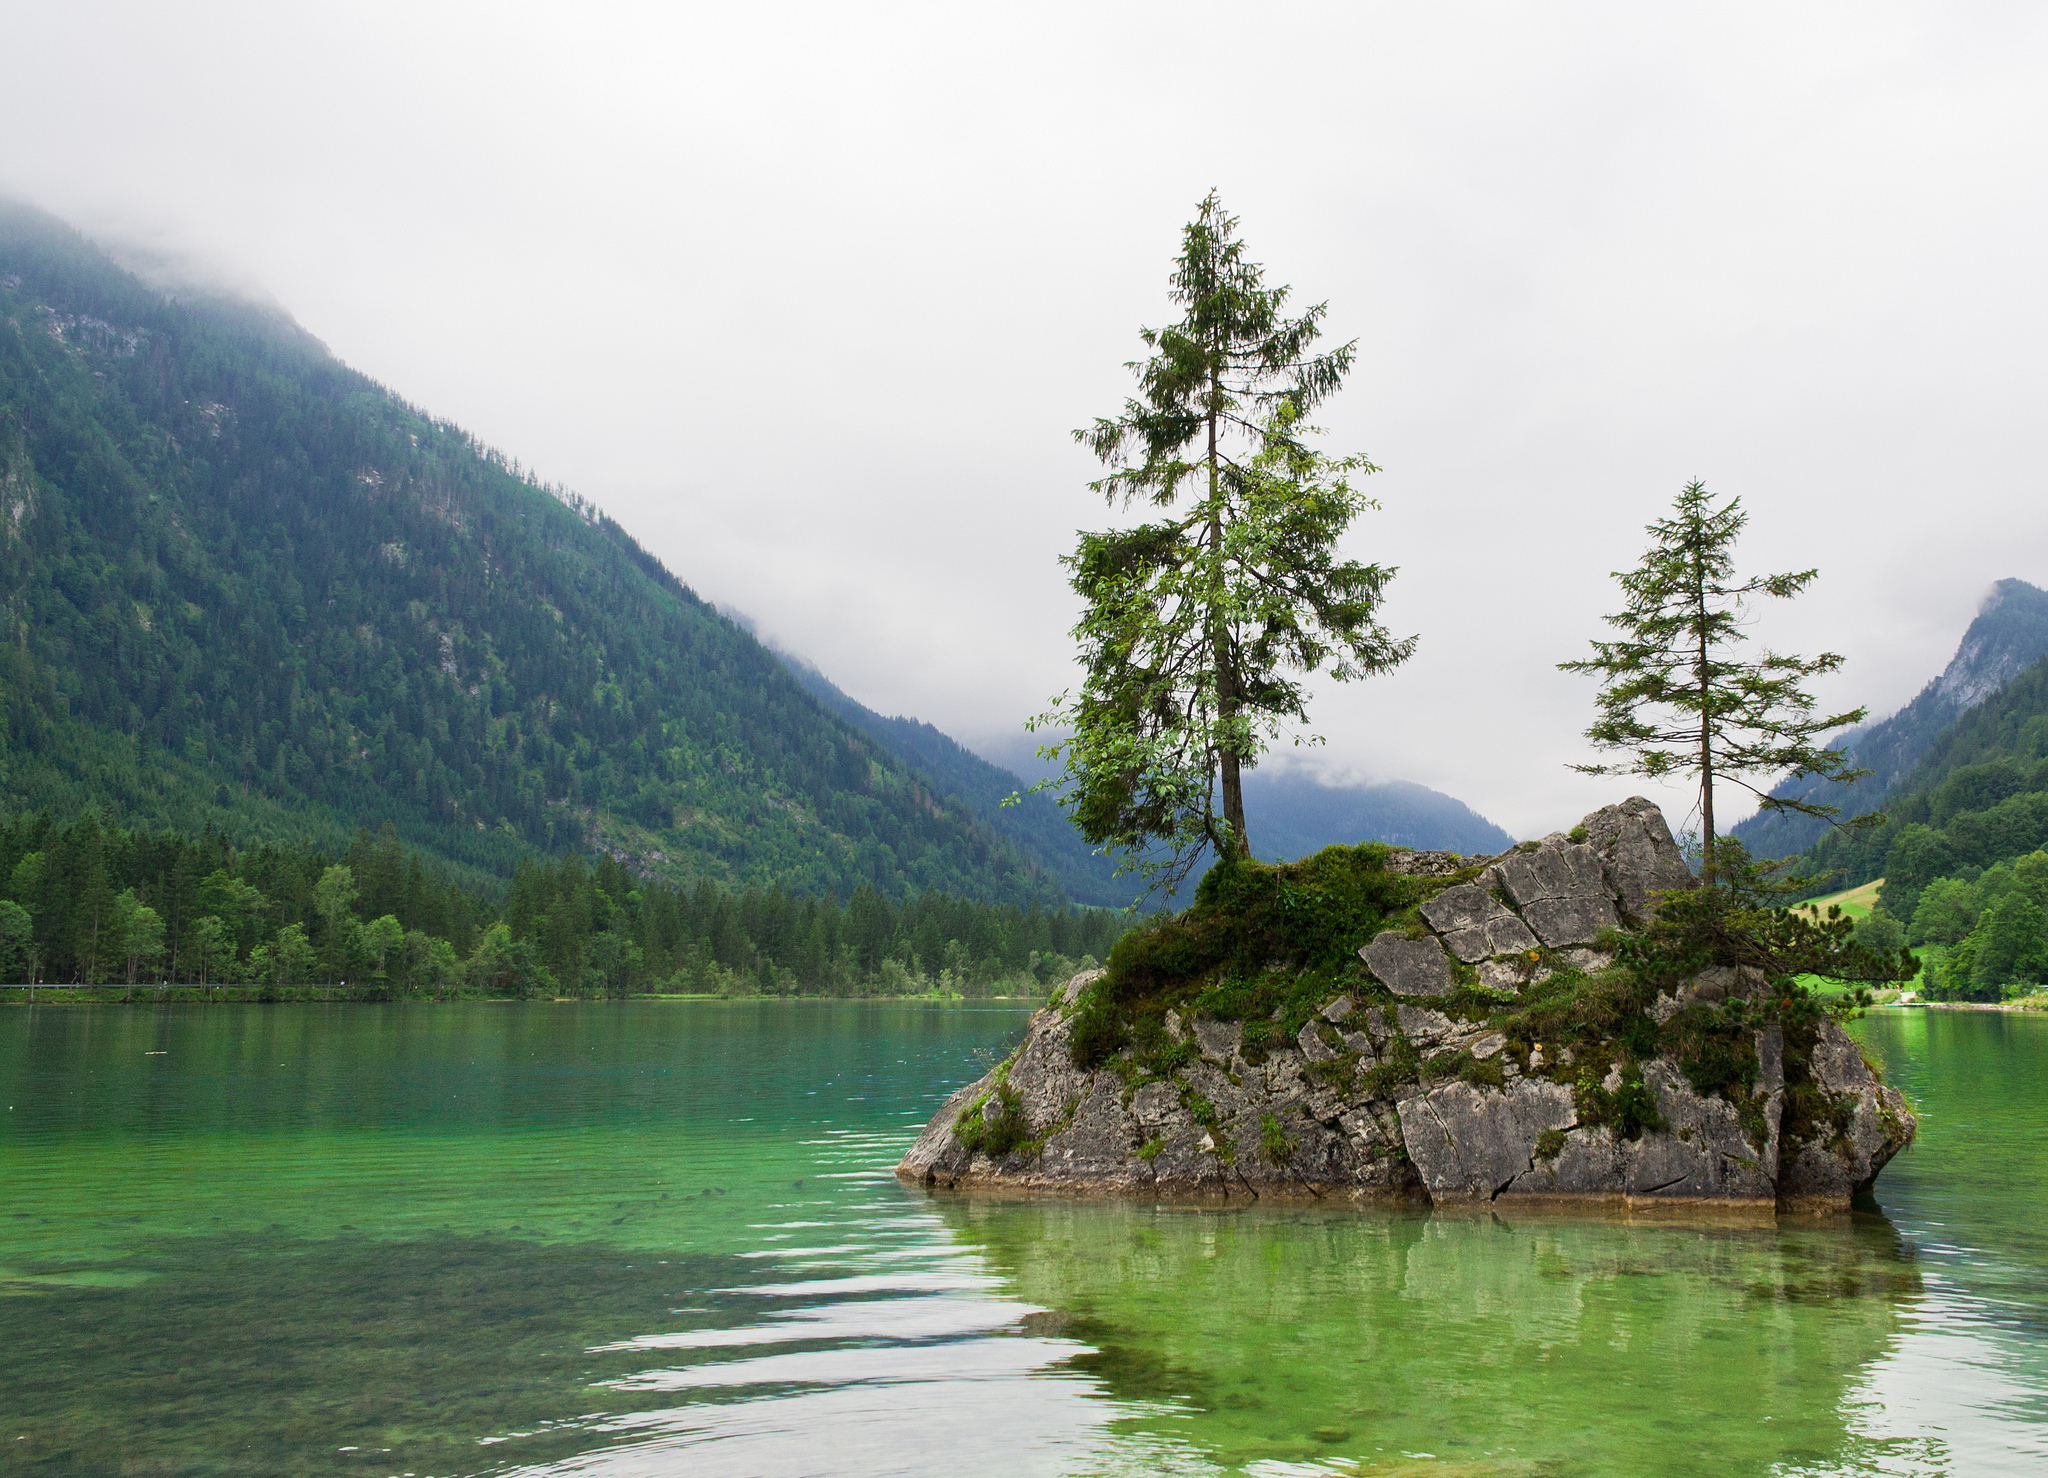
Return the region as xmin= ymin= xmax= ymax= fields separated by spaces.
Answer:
xmin=1798 ymin=651 xmax=2048 ymax=1001
xmin=0 ymin=201 xmax=1059 ymax=906
xmin=1882 ymin=850 xmax=2048 ymax=1002
xmin=0 ymin=812 xmax=1128 ymax=995
xmin=781 ymin=653 xmax=1135 ymax=907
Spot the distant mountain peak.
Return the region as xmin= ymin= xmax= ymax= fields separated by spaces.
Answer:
xmin=1929 ymin=578 xmax=2048 ymax=713
xmin=1735 ymin=577 xmax=2048 ymax=859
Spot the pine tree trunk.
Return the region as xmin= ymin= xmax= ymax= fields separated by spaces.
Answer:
xmin=1207 ymin=360 xmax=1249 ymax=859
xmin=1220 ymin=735 xmax=1248 ymax=857
xmin=1698 ymin=576 xmax=1715 ymax=885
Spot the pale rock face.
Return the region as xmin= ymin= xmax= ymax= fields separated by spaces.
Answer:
xmin=1777 ymin=1017 xmax=1917 ymax=1212
xmin=1003 ymin=1008 xmax=1092 ymax=1132
xmin=1297 ymin=1019 xmax=1341 ymax=1063
xmin=1478 ymin=958 xmax=1533 ymax=994
xmin=1131 ymin=1081 xmax=1183 ymax=1131
xmin=1193 ymin=1018 xmax=1242 ymax=1065
xmin=1496 ymin=845 xmax=1623 ymax=947
xmin=1497 ymin=845 xmax=1611 ymax=908
xmin=1361 ymin=932 xmax=1453 ymax=997
xmin=1397 ymin=1078 xmax=1580 ymax=1199
xmin=1505 ymin=1059 xmax=1778 ymax=1204
xmin=897 ymin=798 xmax=1913 ymax=1213
xmin=1423 ymin=884 xmax=1545 ymax=962
xmin=1394 ymin=1005 xmax=1456 ymax=1048
xmin=1522 ymin=895 xmax=1620 ymax=948
xmin=1581 ymin=796 xmax=1699 ymax=924
xmin=1418 ymin=884 xmax=1504 ymax=934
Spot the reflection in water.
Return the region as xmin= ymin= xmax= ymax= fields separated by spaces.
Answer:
xmin=1 ymin=1002 xmax=2044 ymax=1476
xmin=937 ymin=1198 xmax=1928 ymax=1476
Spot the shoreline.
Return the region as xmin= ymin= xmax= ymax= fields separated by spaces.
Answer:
xmin=1890 ymin=1000 xmax=2048 ymax=1014
xmin=0 ymin=988 xmax=1048 ymax=1006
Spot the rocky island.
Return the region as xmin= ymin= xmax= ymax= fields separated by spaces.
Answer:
xmin=898 ymin=799 xmax=1914 ymax=1214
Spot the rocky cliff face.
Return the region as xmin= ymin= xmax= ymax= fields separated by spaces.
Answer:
xmin=898 ymin=799 xmax=1915 ymax=1214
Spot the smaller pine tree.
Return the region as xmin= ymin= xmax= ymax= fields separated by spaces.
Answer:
xmin=1561 ymin=481 xmax=1870 ymax=883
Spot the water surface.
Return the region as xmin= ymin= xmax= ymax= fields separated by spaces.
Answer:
xmin=1 ymin=1002 xmax=2042 ymax=1476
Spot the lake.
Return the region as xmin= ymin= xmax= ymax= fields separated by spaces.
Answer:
xmin=1 ymin=1001 xmax=2044 ymax=1477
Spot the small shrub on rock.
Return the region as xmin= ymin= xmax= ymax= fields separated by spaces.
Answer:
xmin=954 ymin=1085 xmax=1031 ymax=1159
xmin=1259 ymin=1112 xmax=1297 ymax=1164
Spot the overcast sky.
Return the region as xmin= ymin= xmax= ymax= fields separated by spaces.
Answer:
xmin=6 ymin=1 xmax=2047 ymax=839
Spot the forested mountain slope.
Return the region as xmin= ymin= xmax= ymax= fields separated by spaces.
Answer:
xmin=778 ymin=654 xmax=1133 ymax=906
xmin=0 ymin=201 xmax=1056 ymax=905
xmin=1736 ymin=579 xmax=2048 ymax=859
xmin=783 ymin=651 xmax=1517 ymax=904
xmin=1236 ymin=772 xmax=1513 ymax=861
xmin=1802 ymin=652 xmax=2048 ymax=919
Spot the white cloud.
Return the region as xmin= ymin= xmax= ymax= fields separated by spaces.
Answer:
xmin=5 ymin=0 xmax=2044 ymax=836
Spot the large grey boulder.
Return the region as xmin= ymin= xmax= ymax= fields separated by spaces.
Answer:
xmin=1420 ymin=883 xmax=1540 ymax=962
xmin=1777 ymin=1018 xmax=1917 ymax=1213
xmin=1401 ymin=1025 xmax=1786 ymax=1208
xmin=1418 ymin=883 xmax=1498 ymax=934
xmin=1496 ymin=844 xmax=1610 ymax=907
xmin=1495 ymin=843 xmax=1621 ymax=947
xmin=1582 ymin=796 xmax=1699 ymax=923
xmin=1360 ymin=931 xmax=1453 ymax=996
xmin=1505 ymin=1053 xmax=1780 ymax=1205
xmin=1031 ymin=1075 xmax=1150 ymax=1191
xmin=1520 ymin=894 xmax=1620 ymax=948
xmin=898 ymin=803 xmax=1911 ymax=1216
xmin=1397 ymin=1078 xmax=1579 ymax=1200
xmin=899 ymin=973 xmax=1430 ymax=1201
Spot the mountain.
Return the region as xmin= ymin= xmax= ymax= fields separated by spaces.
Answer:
xmin=0 ymin=200 xmax=1058 ymax=905
xmin=787 ymin=662 xmax=1517 ymax=899
xmin=773 ymin=651 xmax=1134 ymax=907
xmin=1735 ymin=578 xmax=2048 ymax=859
xmin=1801 ymin=650 xmax=2048 ymax=918
xmin=1235 ymin=771 xmax=1514 ymax=861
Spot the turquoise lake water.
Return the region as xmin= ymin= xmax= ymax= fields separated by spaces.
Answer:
xmin=1 ymin=1001 xmax=2043 ymax=1476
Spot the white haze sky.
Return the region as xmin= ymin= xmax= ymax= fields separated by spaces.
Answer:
xmin=6 ymin=1 xmax=2048 ymax=840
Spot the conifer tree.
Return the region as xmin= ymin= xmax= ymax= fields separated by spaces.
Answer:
xmin=1043 ymin=193 xmax=1413 ymax=890
xmin=1561 ymin=481 xmax=1869 ymax=882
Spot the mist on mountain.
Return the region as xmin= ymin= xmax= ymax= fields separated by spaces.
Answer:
xmin=1736 ymin=579 xmax=2048 ymax=860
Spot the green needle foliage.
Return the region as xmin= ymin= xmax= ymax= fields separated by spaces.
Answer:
xmin=1041 ymin=193 xmax=1413 ymax=895
xmin=0 ymin=811 xmax=1128 ymax=993
xmin=1618 ymin=836 xmax=1917 ymax=993
xmin=1561 ymin=481 xmax=1868 ymax=882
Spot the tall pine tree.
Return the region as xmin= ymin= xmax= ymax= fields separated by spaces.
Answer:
xmin=1044 ymin=193 xmax=1412 ymax=890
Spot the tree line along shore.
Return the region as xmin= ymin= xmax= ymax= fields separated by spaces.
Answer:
xmin=0 ymin=812 xmax=1128 ymax=998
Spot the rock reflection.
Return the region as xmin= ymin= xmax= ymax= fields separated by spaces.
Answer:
xmin=931 ymin=1196 xmax=1923 ymax=1476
